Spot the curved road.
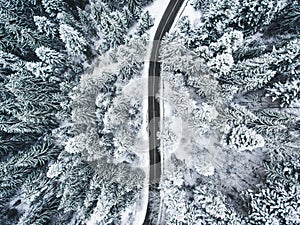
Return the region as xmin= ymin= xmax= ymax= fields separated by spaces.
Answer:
xmin=144 ymin=0 xmax=185 ymax=224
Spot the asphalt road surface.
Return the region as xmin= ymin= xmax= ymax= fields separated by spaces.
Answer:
xmin=144 ymin=0 xmax=185 ymax=224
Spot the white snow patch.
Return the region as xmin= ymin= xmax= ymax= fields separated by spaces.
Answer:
xmin=181 ymin=1 xmax=202 ymax=26
xmin=172 ymin=0 xmax=202 ymax=30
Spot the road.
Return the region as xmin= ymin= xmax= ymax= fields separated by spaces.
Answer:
xmin=144 ymin=0 xmax=185 ymax=224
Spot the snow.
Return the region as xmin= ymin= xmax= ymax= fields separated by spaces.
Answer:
xmin=180 ymin=1 xmax=202 ymax=26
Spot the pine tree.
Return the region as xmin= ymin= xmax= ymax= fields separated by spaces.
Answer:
xmin=33 ymin=16 xmax=57 ymax=38
xmin=0 ymin=0 xmax=47 ymax=58
xmin=41 ymin=0 xmax=66 ymax=17
xmin=236 ymin=0 xmax=284 ymax=35
xmin=194 ymin=0 xmax=239 ymax=43
xmin=246 ymin=153 xmax=300 ymax=224
xmin=116 ymin=37 xmax=147 ymax=79
xmin=135 ymin=11 xmax=154 ymax=36
xmin=161 ymin=157 xmax=189 ymax=225
xmin=2 ymin=69 xmax=67 ymax=133
xmin=57 ymin=157 xmax=93 ymax=213
xmin=225 ymin=125 xmax=265 ymax=152
xmin=59 ymin=24 xmax=88 ymax=57
xmin=35 ymin=46 xmax=67 ymax=76
xmin=82 ymin=161 xmax=144 ymax=224
xmin=160 ymin=33 xmax=204 ymax=73
xmin=189 ymin=185 xmax=230 ymax=224
xmin=0 ymin=136 xmax=60 ymax=219
xmin=192 ymin=0 xmax=208 ymax=11
xmin=104 ymin=11 xmax=128 ymax=47
xmin=252 ymin=109 xmax=298 ymax=148
xmin=266 ymin=79 xmax=300 ymax=107
xmin=223 ymin=51 xmax=277 ymax=93
xmin=264 ymin=1 xmax=300 ymax=36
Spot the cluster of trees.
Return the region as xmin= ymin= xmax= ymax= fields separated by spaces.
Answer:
xmin=160 ymin=152 xmax=300 ymax=224
xmin=0 ymin=0 xmax=153 ymax=224
xmin=245 ymin=151 xmax=300 ymax=224
xmin=69 ymin=36 xmax=148 ymax=163
xmin=160 ymin=155 xmax=244 ymax=225
xmin=1 ymin=0 xmax=299 ymax=223
xmin=157 ymin=0 xmax=300 ymax=224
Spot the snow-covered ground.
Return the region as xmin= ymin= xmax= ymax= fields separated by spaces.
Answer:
xmin=179 ymin=1 xmax=202 ymax=28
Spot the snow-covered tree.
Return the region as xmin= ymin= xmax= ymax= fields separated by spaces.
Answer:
xmin=35 ymin=46 xmax=65 ymax=67
xmin=103 ymin=11 xmax=128 ymax=47
xmin=208 ymin=53 xmax=234 ymax=77
xmin=193 ymin=0 xmax=239 ymax=42
xmin=0 ymin=136 xmax=60 ymax=223
xmin=209 ymin=30 xmax=244 ymax=55
xmin=224 ymin=52 xmax=277 ymax=93
xmin=90 ymin=1 xmax=128 ymax=48
xmin=246 ymin=153 xmax=300 ymax=224
xmin=161 ymin=157 xmax=189 ymax=225
xmin=267 ymin=79 xmax=300 ymax=107
xmin=135 ymin=11 xmax=154 ymax=36
xmin=57 ymin=157 xmax=92 ymax=213
xmin=225 ymin=125 xmax=265 ymax=152
xmin=236 ymin=0 xmax=284 ymax=35
xmin=59 ymin=24 xmax=88 ymax=57
xmin=42 ymin=0 xmax=66 ymax=16
xmin=83 ymin=162 xmax=144 ymax=224
xmin=264 ymin=1 xmax=300 ymax=36
xmin=252 ymin=109 xmax=298 ymax=148
xmin=160 ymin=34 xmax=202 ymax=73
xmin=189 ymin=185 xmax=229 ymax=223
xmin=116 ymin=37 xmax=147 ymax=79
xmin=34 ymin=16 xmax=58 ymax=38
xmin=46 ymin=162 xmax=63 ymax=179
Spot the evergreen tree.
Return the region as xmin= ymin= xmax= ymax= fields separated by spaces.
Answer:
xmin=135 ymin=11 xmax=154 ymax=36
xmin=59 ymin=23 xmax=88 ymax=57
xmin=0 ymin=136 xmax=61 ymax=222
xmin=161 ymin=157 xmax=189 ymax=225
xmin=225 ymin=125 xmax=265 ymax=152
xmin=267 ymin=79 xmax=300 ymax=107
xmin=246 ymin=152 xmax=300 ymax=224
xmin=222 ymin=52 xmax=277 ymax=93
xmin=103 ymin=11 xmax=128 ymax=47
xmin=193 ymin=0 xmax=239 ymax=43
xmin=264 ymin=1 xmax=300 ymax=36
xmin=42 ymin=0 xmax=66 ymax=16
xmin=236 ymin=0 xmax=284 ymax=35
xmin=188 ymin=185 xmax=242 ymax=225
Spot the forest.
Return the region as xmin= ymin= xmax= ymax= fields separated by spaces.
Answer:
xmin=0 ymin=0 xmax=299 ymax=224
